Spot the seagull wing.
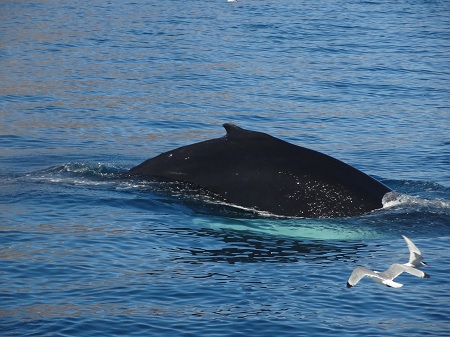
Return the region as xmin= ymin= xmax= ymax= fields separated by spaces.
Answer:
xmin=347 ymin=266 xmax=381 ymax=288
xmin=401 ymin=265 xmax=430 ymax=278
xmin=382 ymin=263 xmax=429 ymax=279
xmin=380 ymin=263 xmax=406 ymax=280
xmin=402 ymin=235 xmax=423 ymax=266
xmin=374 ymin=264 xmax=405 ymax=287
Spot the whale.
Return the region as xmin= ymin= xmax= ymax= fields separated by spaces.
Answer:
xmin=129 ymin=123 xmax=391 ymax=218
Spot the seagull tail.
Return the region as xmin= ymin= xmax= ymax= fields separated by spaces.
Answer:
xmin=383 ymin=279 xmax=403 ymax=288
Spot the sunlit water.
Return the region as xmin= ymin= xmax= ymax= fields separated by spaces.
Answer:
xmin=1 ymin=0 xmax=449 ymax=336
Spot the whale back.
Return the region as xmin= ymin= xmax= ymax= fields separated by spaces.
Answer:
xmin=129 ymin=123 xmax=391 ymax=217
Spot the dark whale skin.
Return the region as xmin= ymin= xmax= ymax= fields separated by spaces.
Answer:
xmin=129 ymin=123 xmax=391 ymax=218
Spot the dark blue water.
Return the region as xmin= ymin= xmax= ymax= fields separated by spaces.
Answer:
xmin=1 ymin=0 xmax=449 ymax=336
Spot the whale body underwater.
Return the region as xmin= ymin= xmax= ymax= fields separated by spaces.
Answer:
xmin=129 ymin=123 xmax=392 ymax=218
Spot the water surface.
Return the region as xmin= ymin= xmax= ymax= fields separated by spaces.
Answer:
xmin=1 ymin=0 xmax=449 ymax=336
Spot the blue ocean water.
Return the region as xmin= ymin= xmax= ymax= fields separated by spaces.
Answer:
xmin=1 ymin=0 xmax=449 ymax=336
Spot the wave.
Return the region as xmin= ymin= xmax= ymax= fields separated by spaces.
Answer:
xmin=26 ymin=162 xmax=127 ymax=186
xmin=382 ymin=191 xmax=450 ymax=214
xmin=31 ymin=162 xmax=126 ymax=178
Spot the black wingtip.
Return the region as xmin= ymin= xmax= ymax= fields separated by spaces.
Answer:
xmin=423 ymin=272 xmax=430 ymax=279
xmin=346 ymin=282 xmax=353 ymax=288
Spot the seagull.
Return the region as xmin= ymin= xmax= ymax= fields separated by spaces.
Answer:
xmin=401 ymin=234 xmax=429 ymax=268
xmin=347 ymin=235 xmax=429 ymax=288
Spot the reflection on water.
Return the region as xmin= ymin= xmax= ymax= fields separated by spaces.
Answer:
xmin=174 ymin=226 xmax=368 ymax=264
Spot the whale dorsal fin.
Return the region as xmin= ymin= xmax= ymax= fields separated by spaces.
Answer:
xmin=223 ymin=123 xmax=260 ymax=140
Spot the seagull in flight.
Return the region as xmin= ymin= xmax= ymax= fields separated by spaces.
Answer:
xmin=401 ymin=235 xmax=429 ymax=268
xmin=347 ymin=235 xmax=429 ymax=288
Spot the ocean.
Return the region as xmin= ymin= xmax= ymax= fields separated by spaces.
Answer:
xmin=1 ymin=0 xmax=449 ymax=336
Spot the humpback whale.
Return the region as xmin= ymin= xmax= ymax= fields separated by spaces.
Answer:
xmin=129 ymin=123 xmax=391 ymax=218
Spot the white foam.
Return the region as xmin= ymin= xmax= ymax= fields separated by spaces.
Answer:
xmin=382 ymin=191 xmax=450 ymax=210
